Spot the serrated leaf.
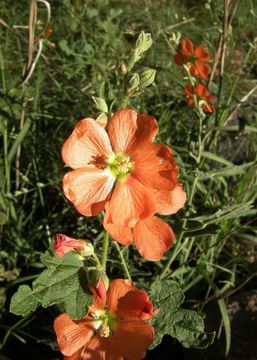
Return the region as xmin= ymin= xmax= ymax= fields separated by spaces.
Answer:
xmin=10 ymin=252 xmax=93 ymax=320
xmin=10 ymin=285 xmax=39 ymax=316
xmin=150 ymin=280 xmax=214 ymax=349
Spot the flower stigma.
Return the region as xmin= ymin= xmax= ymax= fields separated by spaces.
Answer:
xmin=106 ymin=153 xmax=134 ymax=180
xmin=92 ymin=309 xmax=117 ymax=338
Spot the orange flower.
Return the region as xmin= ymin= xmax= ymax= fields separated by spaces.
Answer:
xmin=54 ymin=279 xmax=155 ymax=360
xmin=62 ymin=109 xmax=181 ymax=227
xmin=174 ymin=38 xmax=210 ymax=80
xmin=54 ymin=233 xmax=93 ymax=257
xmin=184 ymin=83 xmax=215 ymax=113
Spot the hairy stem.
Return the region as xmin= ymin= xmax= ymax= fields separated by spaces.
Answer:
xmin=113 ymin=241 xmax=131 ymax=280
xmin=101 ymin=232 xmax=109 ymax=271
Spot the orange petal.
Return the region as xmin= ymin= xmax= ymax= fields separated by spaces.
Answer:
xmin=188 ymin=64 xmax=198 ymax=77
xmin=116 ymin=289 xmax=155 ymax=320
xmin=113 ymin=317 xmax=154 ymax=360
xmin=174 ymin=52 xmax=185 ymax=65
xmin=195 ymin=61 xmax=209 ymax=80
xmin=63 ymin=168 xmax=115 ymax=216
xmin=181 ymin=38 xmax=194 ymax=55
xmin=62 ymin=118 xmax=112 ymax=169
xmin=108 ymin=109 xmax=138 ymax=153
xmin=54 ymin=313 xmax=94 ymax=356
xmin=109 ymin=176 xmax=156 ymax=227
xmin=195 ymin=45 xmax=210 ymax=62
xmin=64 ymin=351 xmax=81 ymax=360
xmin=81 ymin=336 xmax=123 ymax=360
xmin=132 ymin=144 xmax=178 ymax=191
xmin=106 ymin=279 xmax=134 ymax=313
xmin=104 ymin=203 xmax=133 ymax=246
xmin=195 ymin=83 xmax=209 ymax=97
xmin=130 ymin=113 xmax=159 ymax=148
xmin=184 ymin=84 xmax=194 ymax=97
xmin=133 ymin=216 xmax=174 ymax=261
xmin=153 ymin=184 xmax=187 ymax=215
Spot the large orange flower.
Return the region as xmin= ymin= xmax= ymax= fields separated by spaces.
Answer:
xmin=54 ymin=279 xmax=155 ymax=360
xmin=174 ymin=38 xmax=210 ymax=80
xmin=62 ymin=109 xmax=181 ymax=227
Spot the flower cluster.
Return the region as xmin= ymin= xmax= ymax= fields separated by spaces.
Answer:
xmin=174 ymin=37 xmax=215 ymax=113
xmin=53 ymin=107 xmax=186 ymax=359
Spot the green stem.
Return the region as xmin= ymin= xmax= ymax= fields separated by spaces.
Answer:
xmin=101 ymin=232 xmax=109 ymax=271
xmin=113 ymin=241 xmax=131 ymax=280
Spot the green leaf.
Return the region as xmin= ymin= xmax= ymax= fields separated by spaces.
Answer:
xmin=10 ymin=285 xmax=39 ymax=316
xmin=189 ymin=201 xmax=253 ymax=226
xmin=169 ymin=309 xmax=215 ymax=348
xmin=200 ymin=162 xmax=256 ymax=180
xmin=150 ymin=280 xmax=214 ymax=349
xmin=10 ymin=252 xmax=93 ymax=320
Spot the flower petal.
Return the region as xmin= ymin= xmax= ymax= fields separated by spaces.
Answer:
xmin=54 ymin=314 xmax=93 ymax=356
xmin=195 ymin=45 xmax=210 ymax=62
xmin=132 ymin=144 xmax=178 ymax=191
xmin=153 ymin=184 xmax=187 ymax=215
xmin=109 ymin=176 xmax=156 ymax=227
xmin=64 ymin=351 xmax=81 ymax=360
xmin=181 ymin=38 xmax=194 ymax=55
xmin=184 ymin=84 xmax=194 ymax=97
xmin=113 ymin=318 xmax=154 ymax=360
xmin=62 ymin=119 xmax=112 ymax=169
xmin=108 ymin=109 xmax=138 ymax=153
xmin=133 ymin=216 xmax=174 ymax=261
xmin=174 ymin=52 xmax=185 ymax=65
xmin=80 ymin=336 xmax=123 ymax=360
xmin=116 ymin=289 xmax=155 ymax=320
xmin=104 ymin=203 xmax=133 ymax=246
xmin=195 ymin=83 xmax=209 ymax=97
xmin=132 ymin=113 xmax=159 ymax=147
xmin=63 ymin=168 xmax=115 ymax=216
xmin=106 ymin=279 xmax=134 ymax=313
xmin=195 ymin=61 xmax=209 ymax=80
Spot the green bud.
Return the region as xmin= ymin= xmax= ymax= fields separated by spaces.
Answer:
xmin=139 ymin=69 xmax=156 ymax=88
xmin=128 ymin=73 xmax=140 ymax=92
xmin=135 ymin=31 xmax=152 ymax=54
xmin=96 ymin=112 xmax=108 ymax=125
xmin=80 ymin=240 xmax=94 ymax=257
xmin=92 ymin=96 xmax=108 ymax=113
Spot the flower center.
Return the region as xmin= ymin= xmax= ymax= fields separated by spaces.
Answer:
xmin=92 ymin=310 xmax=117 ymax=338
xmin=106 ymin=153 xmax=134 ymax=180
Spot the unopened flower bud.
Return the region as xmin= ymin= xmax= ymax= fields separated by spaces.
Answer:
xmin=139 ymin=69 xmax=156 ymax=88
xmin=120 ymin=63 xmax=127 ymax=74
xmin=54 ymin=233 xmax=94 ymax=257
xmin=92 ymin=96 xmax=108 ymax=113
xmin=135 ymin=31 xmax=152 ymax=54
xmin=128 ymin=73 xmax=140 ymax=92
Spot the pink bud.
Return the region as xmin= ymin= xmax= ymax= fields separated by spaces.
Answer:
xmin=54 ymin=233 xmax=91 ymax=257
xmin=95 ymin=277 xmax=107 ymax=301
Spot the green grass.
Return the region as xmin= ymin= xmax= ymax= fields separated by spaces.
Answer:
xmin=0 ymin=0 xmax=257 ymax=357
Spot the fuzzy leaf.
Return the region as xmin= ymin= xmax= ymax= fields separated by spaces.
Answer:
xmin=10 ymin=252 xmax=92 ymax=320
xmin=150 ymin=280 xmax=214 ymax=349
xmin=10 ymin=285 xmax=40 ymax=316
